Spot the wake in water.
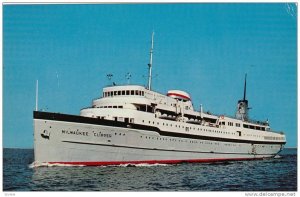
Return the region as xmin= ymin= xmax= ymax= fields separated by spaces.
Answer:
xmin=116 ymin=163 xmax=170 ymax=167
xmin=28 ymin=162 xmax=85 ymax=168
xmin=29 ymin=162 xmax=171 ymax=168
xmin=274 ymin=155 xmax=282 ymax=159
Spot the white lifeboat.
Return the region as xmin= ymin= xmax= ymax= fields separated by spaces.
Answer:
xmin=167 ymin=90 xmax=191 ymax=101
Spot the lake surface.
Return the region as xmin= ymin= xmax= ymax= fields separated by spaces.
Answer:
xmin=3 ymin=148 xmax=297 ymax=191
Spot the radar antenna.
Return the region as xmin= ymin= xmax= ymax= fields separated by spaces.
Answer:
xmin=107 ymin=73 xmax=113 ymax=80
xmin=125 ymin=72 xmax=132 ymax=84
xmin=147 ymin=32 xmax=154 ymax=90
xmin=106 ymin=73 xmax=113 ymax=85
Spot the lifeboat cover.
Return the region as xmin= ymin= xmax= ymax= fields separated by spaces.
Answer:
xmin=167 ymin=90 xmax=191 ymax=101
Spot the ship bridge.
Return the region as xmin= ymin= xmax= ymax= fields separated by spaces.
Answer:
xmin=102 ymin=85 xmax=146 ymax=98
xmin=81 ymin=84 xmax=195 ymax=119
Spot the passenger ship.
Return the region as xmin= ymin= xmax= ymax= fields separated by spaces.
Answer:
xmin=33 ymin=33 xmax=286 ymax=166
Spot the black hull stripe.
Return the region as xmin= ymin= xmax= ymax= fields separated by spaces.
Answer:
xmin=34 ymin=111 xmax=286 ymax=145
xmin=62 ymin=140 xmax=274 ymax=156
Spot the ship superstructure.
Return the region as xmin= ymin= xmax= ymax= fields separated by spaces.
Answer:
xmin=33 ymin=34 xmax=286 ymax=166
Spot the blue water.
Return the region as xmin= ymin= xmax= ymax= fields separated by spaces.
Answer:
xmin=3 ymin=148 xmax=297 ymax=191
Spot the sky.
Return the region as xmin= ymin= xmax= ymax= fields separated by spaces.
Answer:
xmin=3 ymin=3 xmax=297 ymax=148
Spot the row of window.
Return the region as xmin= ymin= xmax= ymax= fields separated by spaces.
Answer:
xmin=94 ymin=105 xmax=123 ymax=109
xmin=219 ymin=121 xmax=266 ymax=131
xmin=95 ymin=116 xmax=267 ymax=140
xmin=104 ymin=131 xmax=278 ymax=149
xmin=245 ymin=133 xmax=263 ymax=139
xmin=141 ymin=135 xmax=238 ymax=146
xmin=91 ymin=116 xmax=135 ymax=124
xmin=142 ymin=119 xmax=237 ymax=136
xmin=264 ymin=136 xmax=285 ymax=141
xmin=105 ymin=126 xmax=279 ymax=148
xmin=139 ymin=135 xmax=276 ymax=149
xmin=219 ymin=121 xmax=240 ymax=127
xmin=243 ymin=124 xmax=266 ymax=131
xmin=103 ymin=90 xmax=145 ymax=97
xmin=141 ymin=119 xmax=277 ymax=140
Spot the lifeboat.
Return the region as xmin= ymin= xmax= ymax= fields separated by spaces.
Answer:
xmin=167 ymin=90 xmax=191 ymax=101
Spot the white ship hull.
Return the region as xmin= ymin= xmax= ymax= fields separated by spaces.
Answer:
xmin=33 ymin=35 xmax=286 ymax=166
xmin=33 ymin=112 xmax=284 ymax=166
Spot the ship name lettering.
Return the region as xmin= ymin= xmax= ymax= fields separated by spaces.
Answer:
xmin=92 ymin=131 xmax=112 ymax=138
xmin=61 ymin=129 xmax=89 ymax=136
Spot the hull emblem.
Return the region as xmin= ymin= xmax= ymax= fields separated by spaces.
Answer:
xmin=41 ymin=130 xmax=50 ymax=140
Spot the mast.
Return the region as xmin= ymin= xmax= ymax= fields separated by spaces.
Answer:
xmin=243 ymin=73 xmax=247 ymax=101
xmin=200 ymin=104 xmax=203 ymax=119
xmin=35 ymin=80 xmax=38 ymax=111
xmin=147 ymin=32 xmax=154 ymax=90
